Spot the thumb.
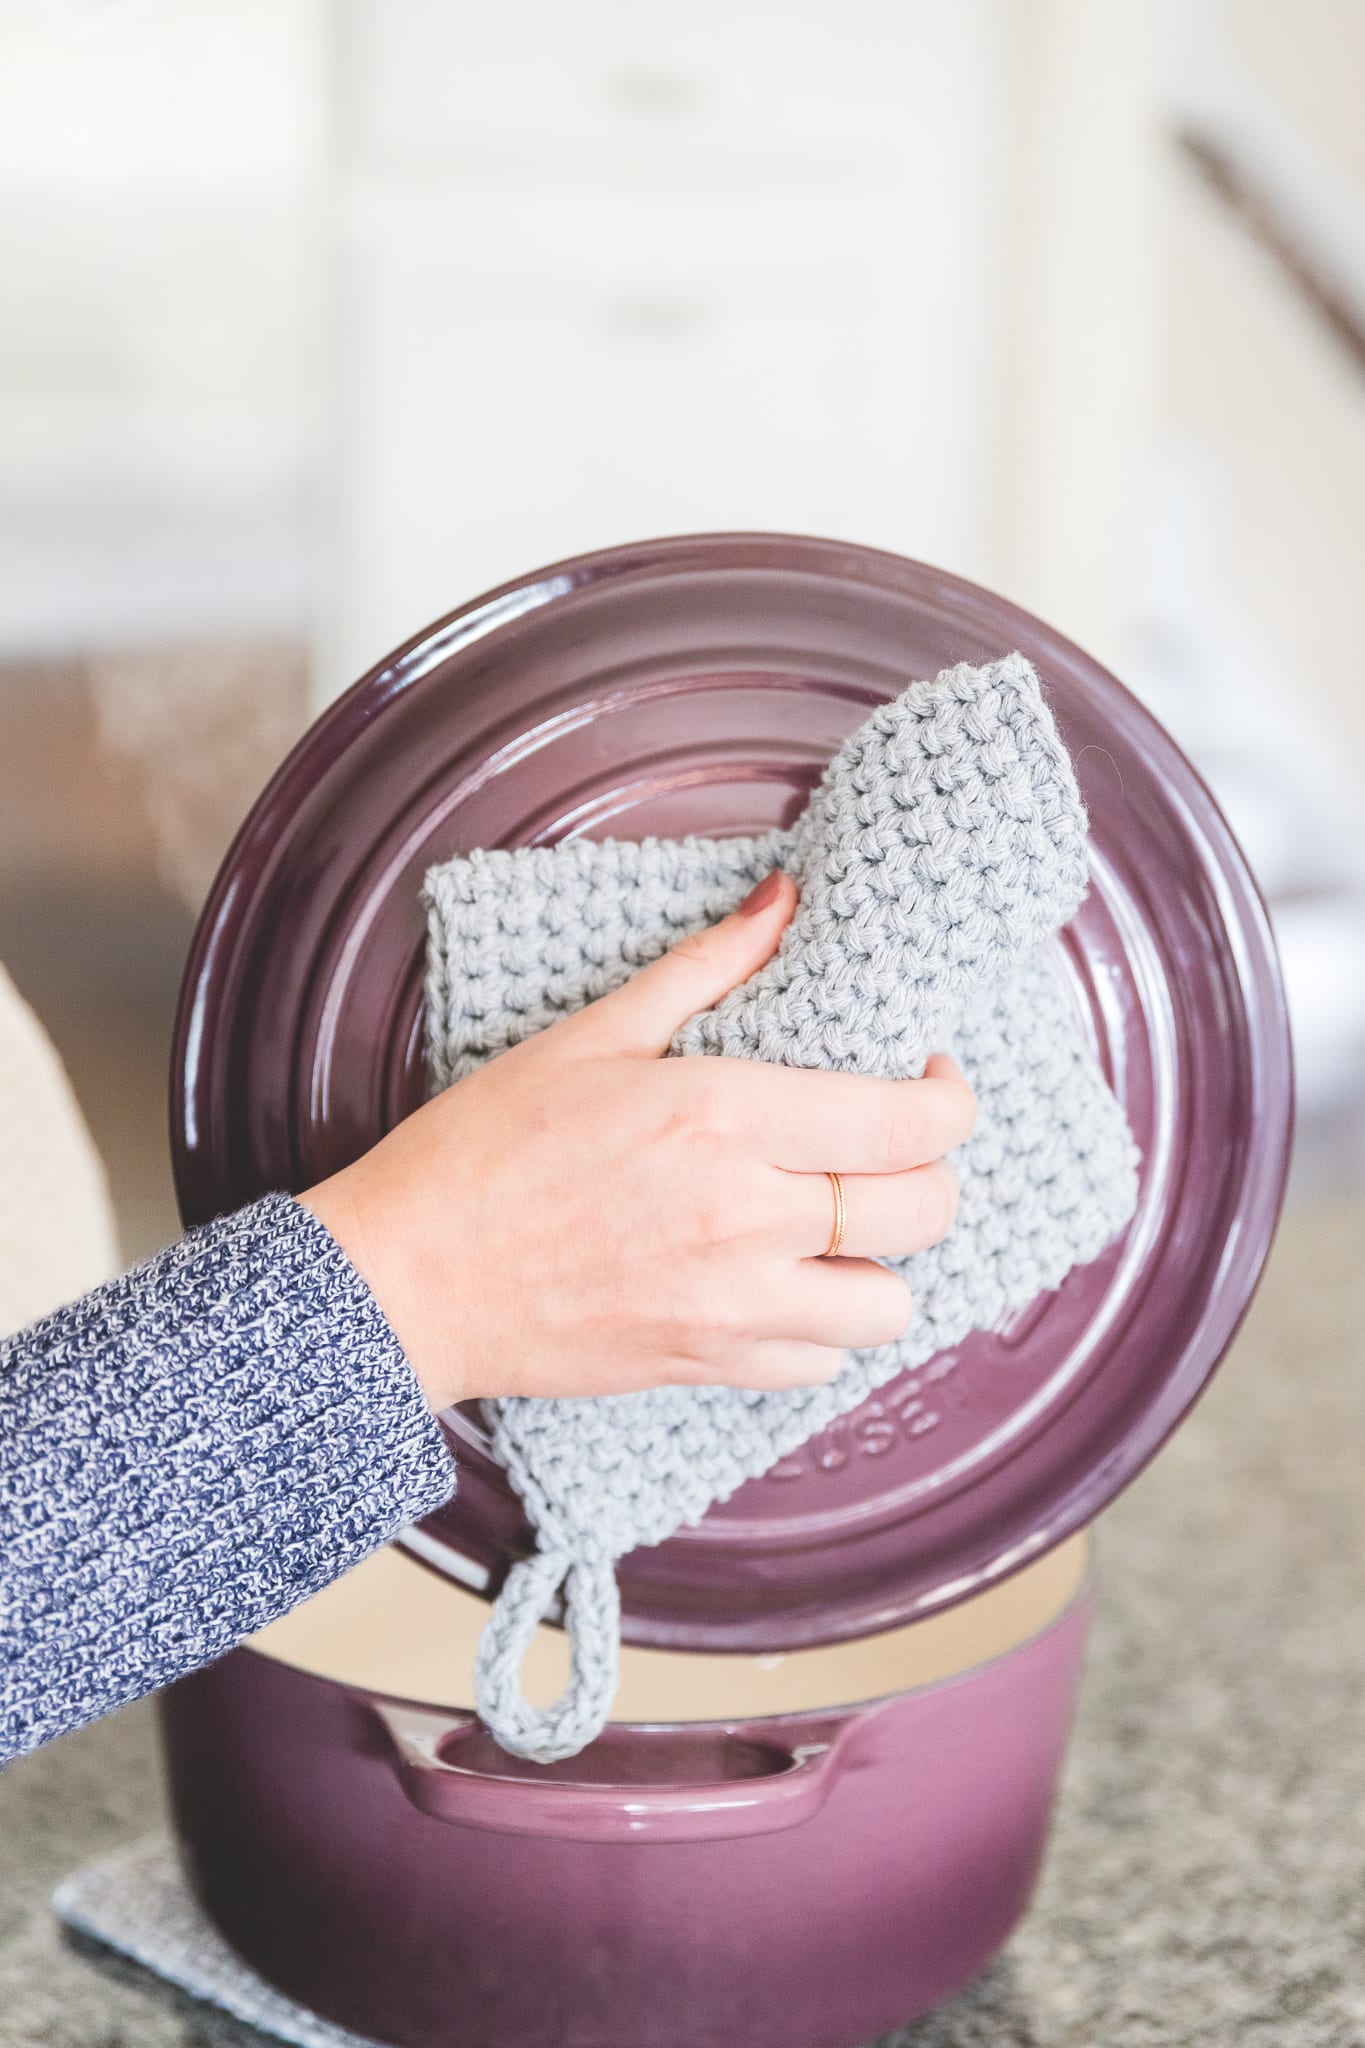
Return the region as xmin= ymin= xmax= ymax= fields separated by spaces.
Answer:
xmin=573 ymin=869 xmax=797 ymax=1057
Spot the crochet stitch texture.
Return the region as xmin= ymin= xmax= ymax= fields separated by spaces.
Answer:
xmin=423 ymin=654 xmax=1141 ymax=1762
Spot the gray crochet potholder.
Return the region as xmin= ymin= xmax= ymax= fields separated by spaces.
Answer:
xmin=422 ymin=653 xmax=1141 ymax=1763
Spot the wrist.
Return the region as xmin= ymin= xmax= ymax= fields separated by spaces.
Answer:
xmin=299 ymin=1170 xmax=462 ymax=1414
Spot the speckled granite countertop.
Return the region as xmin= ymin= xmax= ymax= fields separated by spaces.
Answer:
xmin=2 ymin=1199 xmax=1363 ymax=2048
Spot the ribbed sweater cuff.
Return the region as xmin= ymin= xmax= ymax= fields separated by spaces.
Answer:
xmin=0 ymin=1193 xmax=456 ymax=1762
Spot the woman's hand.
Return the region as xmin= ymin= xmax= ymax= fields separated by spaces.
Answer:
xmin=302 ymin=871 xmax=975 ymax=1412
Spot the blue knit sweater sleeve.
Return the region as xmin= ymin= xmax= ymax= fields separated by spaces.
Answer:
xmin=0 ymin=1192 xmax=456 ymax=1765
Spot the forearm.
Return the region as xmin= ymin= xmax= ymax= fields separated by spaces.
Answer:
xmin=0 ymin=1193 xmax=455 ymax=1764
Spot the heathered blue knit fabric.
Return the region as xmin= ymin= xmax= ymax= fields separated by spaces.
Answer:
xmin=0 ymin=1192 xmax=455 ymax=1765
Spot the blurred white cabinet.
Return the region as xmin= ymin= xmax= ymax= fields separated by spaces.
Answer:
xmin=0 ymin=0 xmax=1162 ymax=685
xmin=319 ymin=0 xmax=1162 ymax=697
xmin=343 ymin=0 xmax=962 ymax=177
xmin=1152 ymin=0 xmax=1365 ymax=788
xmin=328 ymin=177 xmax=994 ymax=678
xmin=0 ymin=0 xmax=326 ymax=651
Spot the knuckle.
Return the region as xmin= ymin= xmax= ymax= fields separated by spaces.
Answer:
xmin=722 ymin=1169 xmax=772 ymax=1243
xmin=867 ymin=1267 xmax=914 ymax=1345
xmin=683 ymin=1165 xmax=767 ymax=1255
xmin=688 ymin=1189 xmax=725 ymax=1249
xmin=691 ymin=1339 xmax=764 ymax=1388
xmin=677 ymin=1253 xmax=762 ymax=1342
xmin=756 ymin=1342 xmax=840 ymax=1390
xmin=710 ymin=1342 xmax=769 ymax=1389
xmin=663 ymin=1336 xmax=734 ymax=1387
xmin=671 ymin=1064 xmax=757 ymax=1179
xmin=656 ymin=1068 xmax=727 ymax=1155
xmin=668 ymin=927 xmax=714 ymax=968
xmin=673 ymin=1057 xmax=734 ymax=1132
xmin=691 ymin=1185 xmax=744 ymax=1251
xmin=923 ymin=1160 xmax=959 ymax=1242
xmin=950 ymin=1077 xmax=979 ymax=1144
xmin=786 ymin=1344 xmax=842 ymax=1387
xmin=882 ymin=1096 xmax=926 ymax=1172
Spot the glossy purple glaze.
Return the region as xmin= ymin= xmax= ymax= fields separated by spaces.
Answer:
xmin=372 ymin=1699 xmax=843 ymax=1841
xmin=169 ymin=534 xmax=1292 ymax=1653
xmin=159 ymin=1583 xmax=1090 ymax=2048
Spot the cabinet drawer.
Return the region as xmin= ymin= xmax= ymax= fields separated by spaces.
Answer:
xmin=341 ymin=0 xmax=990 ymax=178
xmin=326 ymin=180 xmax=994 ymax=689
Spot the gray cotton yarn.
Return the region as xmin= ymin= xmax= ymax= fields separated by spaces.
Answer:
xmin=422 ymin=653 xmax=1141 ymax=1762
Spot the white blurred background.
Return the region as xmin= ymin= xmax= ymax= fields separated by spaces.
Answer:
xmin=1 ymin=0 xmax=1362 ymax=1261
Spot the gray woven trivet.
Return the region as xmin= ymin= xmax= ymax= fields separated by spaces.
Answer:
xmin=423 ymin=655 xmax=1141 ymax=1763
xmin=53 ymin=1836 xmax=386 ymax=2048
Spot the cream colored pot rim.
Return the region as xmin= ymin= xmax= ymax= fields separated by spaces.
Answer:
xmin=363 ymin=1567 xmax=1092 ymax=1736
xmin=244 ymin=1533 xmax=1092 ymax=1728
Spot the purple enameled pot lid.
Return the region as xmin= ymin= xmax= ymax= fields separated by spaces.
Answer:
xmin=171 ymin=533 xmax=1292 ymax=1653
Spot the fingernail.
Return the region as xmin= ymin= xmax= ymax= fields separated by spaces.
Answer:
xmin=737 ymin=870 xmax=783 ymax=917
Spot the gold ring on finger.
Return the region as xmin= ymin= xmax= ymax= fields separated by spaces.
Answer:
xmin=821 ymin=1171 xmax=847 ymax=1259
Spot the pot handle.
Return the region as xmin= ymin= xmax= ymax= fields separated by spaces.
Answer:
xmin=372 ymin=1700 xmax=844 ymax=1844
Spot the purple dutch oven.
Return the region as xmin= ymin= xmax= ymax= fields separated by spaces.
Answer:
xmin=161 ymin=1539 xmax=1089 ymax=2048
xmin=164 ymin=535 xmax=1292 ymax=2048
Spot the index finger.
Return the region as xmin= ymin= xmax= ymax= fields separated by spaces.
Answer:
xmin=713 ymin=1051 xmax=978 ymax=1173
